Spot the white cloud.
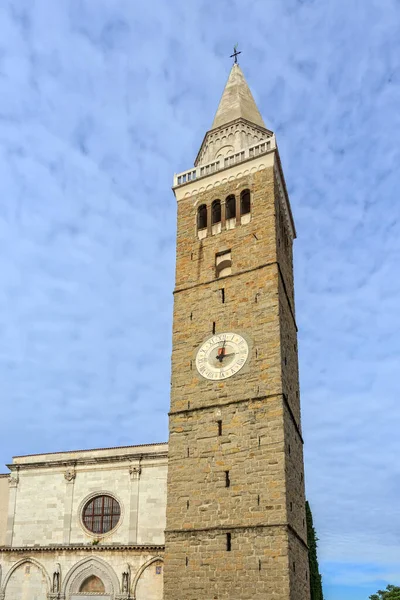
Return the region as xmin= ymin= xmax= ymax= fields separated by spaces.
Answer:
xmin=0 ymin=0 xmax=399 ymax=595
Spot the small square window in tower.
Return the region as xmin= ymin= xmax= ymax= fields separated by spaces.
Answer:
xmin=216 ymin=251 xmax=232 ymax=278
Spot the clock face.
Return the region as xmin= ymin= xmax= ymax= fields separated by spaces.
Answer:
xmin=195 ymin=333 xmax=249 ymax=381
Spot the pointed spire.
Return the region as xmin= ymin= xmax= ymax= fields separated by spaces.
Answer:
xmin=211 ymin=64 xmax=266 ymax=130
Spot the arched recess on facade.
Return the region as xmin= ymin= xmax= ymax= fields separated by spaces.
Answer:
xmin=132 ymin=556 xmax=164 ymax=600
xmin=62 ymin=556 xmax=120 ymax=597
xmin=1 ymin=557 xmax=51 ymax=598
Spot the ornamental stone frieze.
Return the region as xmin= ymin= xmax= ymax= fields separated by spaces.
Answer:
xmin=64 ymin=467 xmax=76 ymax=482
xmin=129 ymin=464 xmax=141 ymax=480
xmin=8 ymin=473 xmax=19 ymax=488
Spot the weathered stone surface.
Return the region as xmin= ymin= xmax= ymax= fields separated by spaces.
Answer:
xmin=0 ymin=445 xmax=167 ymax=600
xmin=165 ymin=158 xmax=310 ymax=599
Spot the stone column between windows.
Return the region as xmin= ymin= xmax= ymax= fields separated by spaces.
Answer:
xmin=63 ymin=466 xmax=76 ymax=544
xmin=128 ymin=463 xmax=141 ymax=544
xmin=5 ymin=470 xmax=19 ymax=546
xmin=235 ymin=194 xmax=241 ymax=226
xmin=221 ymin=199 xmax=226 ymax=230
xmin=207 ymin=206 xmax=212 ymax=236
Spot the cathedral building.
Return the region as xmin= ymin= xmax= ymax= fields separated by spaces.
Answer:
xmin=0 ymin=61 xmax=309 ymax=600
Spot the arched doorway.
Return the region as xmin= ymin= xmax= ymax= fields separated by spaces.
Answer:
xmin=63 ymin=557 xmax=118 ymax=599
xmin=4 ymin=559 xmax=49 ymax=600
xmin=134 ymin=558 xmax=163 ymax=600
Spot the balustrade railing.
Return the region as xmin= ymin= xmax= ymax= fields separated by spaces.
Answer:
xmin=174 ymin=136 xmax=276 ymax=187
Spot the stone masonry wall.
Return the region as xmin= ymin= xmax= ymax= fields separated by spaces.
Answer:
xmin=165 ymin=160 xmax=310 ymax=599
xmin=164 ymin=528 xmax=290 ymax=600
xmin=174 ymin=169 xmax=277 ymax=291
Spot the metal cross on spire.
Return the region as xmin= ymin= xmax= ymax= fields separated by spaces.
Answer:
xmin=230 ymin=44 xmax=241 ymax=64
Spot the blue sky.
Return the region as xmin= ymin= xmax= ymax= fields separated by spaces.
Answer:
xmin=0 ymin=1 xmax=399 ymax=598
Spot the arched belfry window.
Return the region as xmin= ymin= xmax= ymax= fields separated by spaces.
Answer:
xmin=212 ymin=200 xmax=221 ymax=224
xmin=226 ymin=195 xmax=236 ymax=220
xmin=197 ymin=204 xmax=207 ymax=230
xmin=240 ymin=189 xmax=251 ymax=215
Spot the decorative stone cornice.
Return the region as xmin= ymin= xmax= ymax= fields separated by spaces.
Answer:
xmin=0 ymin=544 xmax=165 ymax=553
xmin=6 ymin=451 xmax=168 ymax=472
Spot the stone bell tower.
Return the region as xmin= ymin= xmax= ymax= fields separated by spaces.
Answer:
xmin=164 ymin=61 xmax=310 ymax=600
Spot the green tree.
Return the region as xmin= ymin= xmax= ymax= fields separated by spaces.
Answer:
xmin=370 ymin=585 xmax=400 ymax=600
xmin=306 ymin=501 xmax=324 ymax=600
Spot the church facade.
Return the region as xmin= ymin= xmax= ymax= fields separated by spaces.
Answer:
xmin=0 ymin=62 xmax=309 ymax=600
xmin=0 ymin=444 xmax=166 ymax=599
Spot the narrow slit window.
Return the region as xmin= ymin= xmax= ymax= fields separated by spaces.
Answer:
xmin=212 ymin=322 xmax=216 ymax=335
xmin=226 ymin=533 xmax=232 ymax=551
xmin=217 ymin=420 xmax=222 ymax=436
xmin=225 ymin=470 xmax=230 ymax=488
xmin=240 ymin=189 xmax=251 ymax=215
xmin=221 ymin=288 xmax=225 ymax=303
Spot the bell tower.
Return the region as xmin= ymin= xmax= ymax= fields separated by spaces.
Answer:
xmin=164 ymin=61 xmax=310 ymax=600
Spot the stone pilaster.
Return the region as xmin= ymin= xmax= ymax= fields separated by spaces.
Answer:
xmin=5 ymin=470 xmax=19 ymax=546
xmin=63 ymin=465 xmax=76 ymax=545
xmin=127 ymin=464 xmax=141 ymax=544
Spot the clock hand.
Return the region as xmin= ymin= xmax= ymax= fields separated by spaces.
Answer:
xmin=215 ymin=352 xmax=237 ymax=362
xmin=216 ymin=339 xmax=226 ymax=361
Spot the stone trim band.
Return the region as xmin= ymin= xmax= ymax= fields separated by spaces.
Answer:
xmin=169 ymin=393 xmax=304 ymax=445
xmin=165 ymin=523 xmax=307 ymax=549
